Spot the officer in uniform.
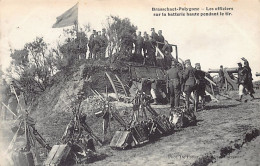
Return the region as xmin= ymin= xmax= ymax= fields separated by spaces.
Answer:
xmin=237 ymin=62 xmax=247 ymax=102
xmin=151 ymin=28 xmax=158 ymax=45
xmin=218 ymin=65 xmax=225 ymax=90
xmin=100 ymin=28 xmax=108 ymax=59
xmin=88 ymin=30 xmax=96 ymax=59
xmin=157 ymin=30 xmax=165 ymax=51
xmin=167 ymin=60 xmax=182 ymax=108
xmin=183 ymin=59 xmax=196 ymax=112
xmin=134 ymin=31 xmax=144 ymax=56
xmin=243 ymin=60 xmax=255 ymax=100
xmin=93 ymin=31 xmax=102 ymax=60
xmin=162 ymin=40 xmax=173 ymax=69
xmin=143 ymin=35 xmax=156 ymax=66
xmin=194 ymin=63 xmax=206 ymax=111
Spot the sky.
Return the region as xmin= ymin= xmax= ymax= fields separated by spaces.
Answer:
xmin=0 ymin=0 xmax=260 ymax=80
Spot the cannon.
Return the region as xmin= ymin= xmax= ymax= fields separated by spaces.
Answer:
xmin=256 ymin=72 xmax=260 ymax=77
xmin=208 ymin=67 xmax=238 ymax=73
xmin=208 ymin=67 xmax=238 ymax=91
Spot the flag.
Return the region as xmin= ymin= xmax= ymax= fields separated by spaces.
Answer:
xmin=52 ymin=3 xmax=78 ymax=28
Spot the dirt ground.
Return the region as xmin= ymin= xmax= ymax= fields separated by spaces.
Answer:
xmin=1 ymin=85 xmax=260 ymax=166
xmin=87 ymin=92 xmax=260 ymax=166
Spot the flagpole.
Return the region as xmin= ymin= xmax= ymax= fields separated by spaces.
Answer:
xmin=76 ymin=2 xmax=79 ymax=39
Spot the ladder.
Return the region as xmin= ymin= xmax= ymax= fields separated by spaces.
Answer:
xmin=105 ymin=72 xmax=128 ymax=101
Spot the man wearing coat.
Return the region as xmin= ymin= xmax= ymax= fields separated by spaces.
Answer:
xmin=183 ymin=59 xmax=196 ymax=112
xmin=167 ymin=61 xmax=182 ymax=108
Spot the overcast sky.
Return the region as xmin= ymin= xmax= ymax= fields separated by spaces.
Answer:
xmin=0 ymin=0 xmax=260 ymax=79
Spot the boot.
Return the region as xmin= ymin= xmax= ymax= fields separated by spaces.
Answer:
xmin=151 ymin=98 xmax=158 ymax=105
xmin=250 ymin=94 xmax=255 ymax=101
xmin=236 ymin=95 xmax=242 ymax=102
xmin=194 ymin=102 xmax=198 ymax=112
xmin=201 ymin=97 xmax=206 ymax=110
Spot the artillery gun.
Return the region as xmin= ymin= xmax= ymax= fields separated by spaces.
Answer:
xmin=4 ymin=84 xmax=51 ymax=166
xmin=208 ymin=67 xmax=238 ymax=91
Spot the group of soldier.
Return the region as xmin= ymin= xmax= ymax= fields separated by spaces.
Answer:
xmin=88 ymin=28 xmax=108 ymax=60
xmin=166 ymin=59 xmax=206 ymax=113
xmin=132 ymin=28 xmax=173 ymax=68
xmin=86 ymin=27 xmax=173 ymax=69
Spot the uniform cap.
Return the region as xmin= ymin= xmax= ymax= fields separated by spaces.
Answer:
xmin=195 ymin=63 xmax=201 ymax=67
xmin=151 ymin=28 xmax=154 ymax=30
xmin=184 ymin=59 xmax=191 ymax=64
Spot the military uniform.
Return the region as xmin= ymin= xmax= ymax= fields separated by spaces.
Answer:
xmin=167 ymin=63 xmax=182 ymax=108
xmin=243 ymin=61 xmax=255 ymax=98
xmin=237 ymin=63 xmax=247 ymax=101
xmin=135 ymin=34 xmax=144 ymax=55
xmin=162 ymin=43 xmax=173 ymax=69
xmin=100 ymin=33 xmax=108 ymax=59
xmin=183 ymin=59 xmax=196 ymax=111
xmin=194 ymin=63 xmax=206 ymax=111
xmin=218 ymin=66 xmax=225 ymax=89
xmin=88 ymin=31 xmax=96 ymax=59
xmin=157 ymin=30 xmax=165 ymax=50
xmin=144 ymin=38 xmax=156 ymax=66
xmin=93 ymin=34 xmax=102 ymax=60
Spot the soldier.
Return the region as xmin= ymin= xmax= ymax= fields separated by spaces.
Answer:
xmin=194 ymin=63 xmax=206 ymax=111
xmin=134 ymin=31 xmax=144 ymax=56
xmin=151 ymin=28 xmax=158 ymax=43
xmin=88 ymin=30 xmax=96 ymax=59
xmin=92 ymin=31 xmax=102 ymax=60
xmin=100 ymin=28 xmax=108 ymax=59
xmin=218 ymin=65 xmax=225 ymax=90
xmin=167 ymin=61 xmax=182 ymax=108
xmin=77 ymin=32 xmax=87 ymax=59
xmin=142 ymin=32 xmax=149 ymax=63
xmin=183 ymin=59 xmax=196 ymax=112
xmin=143 ymin=35 xmax=156 ymax=66
xmin=243 ymin=60 xmax=255 ymax=100
xmin=162 ymin=40 xmax=173 ymax=69
xmin=157 ymin=30 xmax=165 ymax=50
xmin=236 ymin=62 xmax=247 ymax=102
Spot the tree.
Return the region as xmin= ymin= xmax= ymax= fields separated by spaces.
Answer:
xmin=105 ymin=16 xmax=137 ymax=63
xmin=59 ymin=25 xmax=89 ymax=66
xmin=8 ymin=37 xmax=63 ymax=104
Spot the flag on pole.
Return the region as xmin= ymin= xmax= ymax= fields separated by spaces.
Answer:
xmin=52 ymin=3 xmax=78 ymax=28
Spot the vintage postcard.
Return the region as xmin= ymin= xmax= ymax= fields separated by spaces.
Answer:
xmin=0 ymin=0 xmax=260 ymax=165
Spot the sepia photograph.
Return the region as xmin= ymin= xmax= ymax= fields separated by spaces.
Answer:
xmin=0 ymin=0 xmax=260 ymax=165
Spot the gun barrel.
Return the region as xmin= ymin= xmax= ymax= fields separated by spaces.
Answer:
xmin=256 ymin=73 xmax=260 ymax=77
xmin=208 ymin=67 xmax=238 ymax=73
